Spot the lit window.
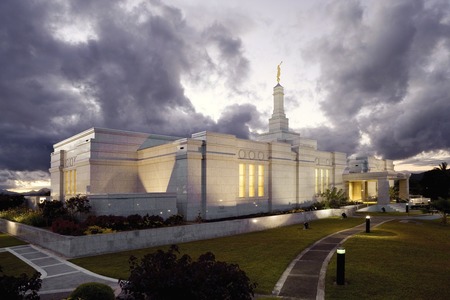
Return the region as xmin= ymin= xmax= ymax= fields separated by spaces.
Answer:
xmin=249 ymin=164 xmax=255 ymax=197
xmin=239 ymin=164 xmax=245 ymax=197
xmin=258 ymin=165 xmax=264 ymax=197
xmin=64 ymin=171 xmax=69 ymax=195
xmin=315 ymin=169 xmax=319 ymax=194
xmin=73 ymin=169 xmax=77 ymax=195
xmin=320 ymin=169 xmax=324 ymax=193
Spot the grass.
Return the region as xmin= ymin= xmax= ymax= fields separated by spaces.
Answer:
xmin=325 ymin=218 xmax=450 ymax=299
xmin=70 ymin=217 xmax=364 ymax=294
xmin=0 ymin=233 xmax=27 ymax=248
xmin=0 ymin=233 xmax=35 ymax=277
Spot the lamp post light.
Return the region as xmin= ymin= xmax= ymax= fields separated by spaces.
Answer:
xmin=336 ymin=247 xmax=346 ymax=285
xmin=365 ymin=215 xmax=371 ymax=233
xmin=406 ymin=203 xmax=409 ymax=213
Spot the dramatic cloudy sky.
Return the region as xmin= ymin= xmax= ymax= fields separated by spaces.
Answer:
xmin=1 ymin=0 xmax=450 ymax=192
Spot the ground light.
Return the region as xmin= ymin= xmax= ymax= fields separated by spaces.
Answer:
xmin=336 ymin=247 xmax=345 ymax=285
xmin=365 ymin=215 xmax=371 ymax=233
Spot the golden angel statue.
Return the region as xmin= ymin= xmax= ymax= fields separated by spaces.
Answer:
xmin=277 ymin=61 xmax=283 ymax=83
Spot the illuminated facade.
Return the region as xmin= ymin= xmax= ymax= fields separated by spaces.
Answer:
xmin=49 ymin=83 xmax=407 ymax=220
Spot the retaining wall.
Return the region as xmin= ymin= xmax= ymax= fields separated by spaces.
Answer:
xmin=0 ymin=206 xmax=358 ymax=258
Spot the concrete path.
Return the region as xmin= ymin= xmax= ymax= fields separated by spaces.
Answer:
xmin=272 ymin=217 xmax=391 ymax=300
xmin=2 ymin=244 xmax=119 ymax=300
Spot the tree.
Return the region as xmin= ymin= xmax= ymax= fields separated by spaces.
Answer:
xmin=0 ymin=266 xmax=41 ymax=299
xmin=320 ymin=187 xmax=347 ymax=208
xmin=422 ymin=162 xmax=450 ymax=199
xmin=120 ymin=245 xmax=257 ymax=300
xmin=65 ymin=194 xmax=91 ymax=219
xmin=432 ymin=198 xmax=450 ymax=225
xmin=434 ymin=162 xmax=448 ymax=172
xmin=389 ymin=186 xmax=399 ymax=201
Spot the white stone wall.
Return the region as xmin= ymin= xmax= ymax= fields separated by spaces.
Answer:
xmin=88 ymin=193 xmax=177 ymax=218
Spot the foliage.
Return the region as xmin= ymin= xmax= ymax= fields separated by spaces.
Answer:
xmin=84 ymin=225 xmax=115 ymax=235
xmin=51 ymin=218 xmax=84 ymax=236
xmin=121 ymin=245 xmax=257 ymax=300
xmin=69 ymin=282 xmax=115 ymax=300
xmin=320 ymin=187 xmax=348 ymax=208
xmin=0 ymin=265 xmax=42 ymax=300
xmin=0 ymin=208 xmax=46 ymax=227
xmin=389 ymin=186 xmax=398 ymax=200
xmin=421 ymin=162 xmax=450 ymax=199
xmin=65 ymin=194 xmax=91 ymax=217
xmin=0 ymin=194 xmax=25 ymax=211
xmin=142 ymin=214 xmax=165 ymax=228
xmin=431 ymin=198 xmax=450 ymax=224
xmin=164 ymin=214 xmax=184 ymax=226
xmin=84 ymin=215 xmax=128 ymax=231
xmin=38 ymin=200 xmax=68 ymax=225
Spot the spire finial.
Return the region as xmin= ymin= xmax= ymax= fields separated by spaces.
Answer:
xmin=277 ymin=61 xmax=283 ymax=83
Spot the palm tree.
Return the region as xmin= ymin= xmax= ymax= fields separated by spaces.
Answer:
xmin=433 ymin=162 xmax=448 ymax=172
xmin=321 ymin=187 xmax=347 ymax=208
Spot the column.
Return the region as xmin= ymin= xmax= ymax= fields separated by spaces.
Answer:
xmin=377 ymin=178 xmax=390 ymax=205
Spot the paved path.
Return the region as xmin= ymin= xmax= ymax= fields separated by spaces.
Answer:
xmin=272 ymin=216 xmax=391 ymax=300
xmin=2 ymin=244 xmax=119 ymax=299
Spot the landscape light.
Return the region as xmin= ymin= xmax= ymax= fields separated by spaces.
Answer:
xmin=336 ymin=247 xmax=346 ymax=285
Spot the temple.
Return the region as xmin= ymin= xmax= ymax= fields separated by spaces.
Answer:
xmin=49 ymin=81 xmax=409 ymax=220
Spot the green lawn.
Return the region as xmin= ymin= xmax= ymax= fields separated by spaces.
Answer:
xmin=325 ymin=218 xmax=450 ymax=299
xmin=0 ymin=233 xmax=35 ymax=277
xmin=70 ymin=217 xmax=363 ymax=294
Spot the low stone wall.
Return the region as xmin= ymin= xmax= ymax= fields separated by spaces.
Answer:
xmin=0 ymin=206 xmax=358 ymax=258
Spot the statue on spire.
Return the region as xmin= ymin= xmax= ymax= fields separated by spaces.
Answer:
xmin=277 ymin=61 xmax=283 ymax=83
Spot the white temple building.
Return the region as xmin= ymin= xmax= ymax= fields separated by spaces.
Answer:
xmin=49 ymin=81 xmax=409 ymax=221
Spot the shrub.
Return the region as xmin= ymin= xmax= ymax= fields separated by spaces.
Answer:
xmin=0 ymin=266 xmax=41 ymax=300
xmin=164 ymin=214 xmax=184 ymax=226
xmin=121 ymin=245 xmax=256 ymax=300
xmin=69 ymin=282 xmax=115 ymax=300
xmin=66 ymin=194 xmax=91 ymax=218
xmin=142 ymin=214 xmax=164 ymax=228
xmin=127 ymin=214 xmax=143 ymax=229
xmin=38 ymin=200 xmax=68 ymax=225
xmin=0 ymin=194 xmax=25 ymax=211
xmin=19 ymin=210 xmax=46 ymax=227
xmin=84 ymin=215 xmax=128 ymax=231
xmin=51 ymin=218 xmax=84 ymax=236
xmin=84 ymin=225 xmax=115 ymax=235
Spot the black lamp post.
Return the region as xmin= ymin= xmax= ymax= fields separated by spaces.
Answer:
xmin=365 ymin=215 xmax=371 ymax=233
xmin=336 ymin=247 xmax=346 ymax=285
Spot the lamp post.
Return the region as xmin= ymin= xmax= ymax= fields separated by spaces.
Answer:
xmin=365 ymin=215 xmax=371 ymax=233
xmin=406 ymin=203 xmax=409 ymax=213
xmin=336 ymin=247 xmax=346 ymax=285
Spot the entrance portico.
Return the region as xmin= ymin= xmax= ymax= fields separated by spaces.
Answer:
xmin=344 ymin=171 xmax=410 ymax=205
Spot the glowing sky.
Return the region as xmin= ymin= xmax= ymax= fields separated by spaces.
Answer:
xmin=1 ymin=0 xmax=450 ymax=192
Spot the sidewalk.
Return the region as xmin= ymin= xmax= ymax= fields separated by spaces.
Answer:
xmin=3 ymin=244 xmax=119 ymax=300
xmin=272 ymin=216 xmax=391 ymax=300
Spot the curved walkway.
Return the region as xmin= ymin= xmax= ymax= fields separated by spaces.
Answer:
xmin=272 ymin=216 xmax=392 ymax=300
xmin=2 ymin=244 xmax=119 ymax=300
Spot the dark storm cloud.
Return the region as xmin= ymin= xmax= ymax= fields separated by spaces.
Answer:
xmin=304 ymin=0 xmax=450 ymax=159
xmin=0 ymin=0 xmax=256 ymax=188
xmin=213 ymin=104 xmax=264 ymax=139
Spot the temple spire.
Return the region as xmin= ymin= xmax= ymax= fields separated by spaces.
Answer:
xmin=269 ymin=83 xmax=289 ymax=132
